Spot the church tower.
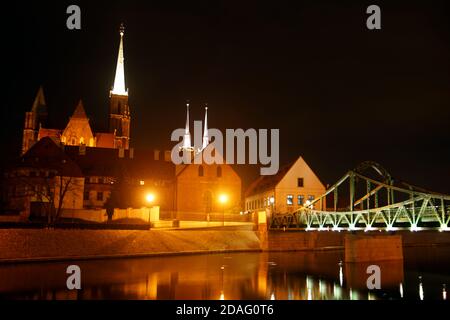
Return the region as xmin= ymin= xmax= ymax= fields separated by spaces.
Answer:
xmin=109 ymin=23 xmax=131 ymax=149
xmin=22 ymin=86 xmax=47 ymax=154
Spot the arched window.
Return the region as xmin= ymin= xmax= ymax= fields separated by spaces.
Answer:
xmin=198 ymin=165 xmax=204 ymax=177
xmin=217 ymin=166 xmax=222 ymax=177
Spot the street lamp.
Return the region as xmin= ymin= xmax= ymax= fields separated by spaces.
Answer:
xmin=219 ymin=194 xmax=228 ymax=227
xmin=145 ymin=193 xmax=155 ymax=226
xmin=305 ymin=200 xmax=312 ymax=209
xmin=145 ymin=193 xmax=155 ymax=204
xmin=269 ymin=196 xmax=275 ymax=211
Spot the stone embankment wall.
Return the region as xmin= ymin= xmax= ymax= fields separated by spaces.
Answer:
xmin=0 ymin=229 xmax=260 ymax=263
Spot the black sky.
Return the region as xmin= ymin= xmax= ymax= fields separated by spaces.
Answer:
xmin=4 ymin=0 xmax=450 ymax=192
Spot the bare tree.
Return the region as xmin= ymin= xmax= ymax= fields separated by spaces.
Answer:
xmin=12 ymin=166 xmax=81 ymax=226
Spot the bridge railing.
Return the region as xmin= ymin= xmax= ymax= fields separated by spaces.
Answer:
xmin=270 ymin=197 xmax=450 ymax=232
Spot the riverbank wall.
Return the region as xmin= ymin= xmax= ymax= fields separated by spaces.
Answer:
xmin=0 ymin=229 xmax=449 ymax=263
xmin=0 ymin=229 xmax=261 ymax=263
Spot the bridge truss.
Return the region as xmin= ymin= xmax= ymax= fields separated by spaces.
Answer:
xmin=270 ymin=161 xmax=450 ymax=232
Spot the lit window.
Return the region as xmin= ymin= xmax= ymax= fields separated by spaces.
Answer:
xmin=298 ymin=195 xmax=304 ymax=205
xmin=297 ymin=178 xmax=304 ymax=187
xmin=140 ymin=180 xmax=145 ymax=186
xmin=287 ymin=195 xmax=293 ymax=205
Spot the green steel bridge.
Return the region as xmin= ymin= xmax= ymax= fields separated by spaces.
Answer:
xmin=270 ymin=161 xmax=450 ymax=232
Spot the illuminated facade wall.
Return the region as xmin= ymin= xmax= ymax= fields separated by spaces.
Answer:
xmin=176 ymin=163 xmax=241 ymax=216
xmin=61 ymin=101 xmax=95 ymax=147
xmin=245 ymin=156 xmax=326 ymax=214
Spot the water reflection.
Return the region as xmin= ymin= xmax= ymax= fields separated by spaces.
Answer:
xmin=0 ymin=246 xmax=448 ymax=300
xmin=419 ymin=276 xmax=424 ymax=300
xmin=345 ymin=260 xmax=404 ymax=290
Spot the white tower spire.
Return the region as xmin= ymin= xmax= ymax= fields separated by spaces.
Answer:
xmin=182 ymin=101 xmax=193 ymax=151
xmin=111 ymin=23 xmax=128 ymax=96
xmin=202 ymin=104 xmax=209 ymax=150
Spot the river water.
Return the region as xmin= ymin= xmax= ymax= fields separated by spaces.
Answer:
xmin=0 ymin=246 xmax=449 ymax=300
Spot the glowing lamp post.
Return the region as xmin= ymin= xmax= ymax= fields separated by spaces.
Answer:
xmin=305 ymin=200 xmax=312 ymax=209
xmin=269 ymin=196 xmax=275 ymax=215
xmin=219 ymin=194 xmax=228 ymax=227
xmin=145 ymin=193 xmax=155 ymax=225
xmin=145 ymin=193 xmax=155 ymax=204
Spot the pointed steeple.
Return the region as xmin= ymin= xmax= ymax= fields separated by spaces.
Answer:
xmin=111 ymin=23 xmax=128 ymax=96
xmin=31 ymin=86 xmax=46 ymax=113
xmin=72 ymin=100 xmax=88 ymax=118
xmin=202 ymin=104 xmax=209 ymax=150
xmin=182 ymin=101 xmax=193 ymax=151
xmin=185 ymin=102 xmax=190 ymax=134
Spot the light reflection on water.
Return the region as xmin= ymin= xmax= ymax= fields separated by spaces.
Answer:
xmin=0 ymin=247 xmax=449 ymax=300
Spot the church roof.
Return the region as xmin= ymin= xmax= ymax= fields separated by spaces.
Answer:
xmin=126 ymin=149 xmax=175 ymax=181
xmin=17 ymin=137 xmax=83 ymax=177
xmin=71 ymin=100 xmax=88 ymax=119
xmin=64 ymin=146 xmax=124 ymax=177
xmin=64 ymin=146 xmax=175 ymax=181
xmin=38 ymin=128 xmax=62 ymax=140
xmin=95 ymin=132 xmax=116 ymax=148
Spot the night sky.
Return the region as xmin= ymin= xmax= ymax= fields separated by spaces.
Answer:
xmin=4 ymin=0 xmax=450 ymax=193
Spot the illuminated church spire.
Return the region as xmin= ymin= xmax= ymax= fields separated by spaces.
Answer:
xmin=185 ymin=102 xmax=190 ymax=135
xmin=111 ymin=23 xmax=128 ymax=96
xmin=182 ymin=101 xmax=193 ymax=151
xmin=202 ymin=105 xmax=209 ymax=150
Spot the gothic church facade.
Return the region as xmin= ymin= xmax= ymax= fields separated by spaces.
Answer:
xmin=22 ymin=24 xmax=131 ymax=155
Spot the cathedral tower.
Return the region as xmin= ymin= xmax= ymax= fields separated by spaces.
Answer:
xmin=22 ymin=86 xmax=47 ymax=154
xmin=109 ymin=23 xmax=131 ymax=149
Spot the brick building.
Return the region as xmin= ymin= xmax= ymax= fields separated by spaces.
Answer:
xmin=245 ymin=156 xmax=326 ymax=214
xmin=2 ymin=24 xmax=244 ymax=223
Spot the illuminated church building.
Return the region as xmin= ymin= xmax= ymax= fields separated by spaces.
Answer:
xmin=22 ymin=24 xmax=131 ymax=155
xmin=16 ymin=25 xmax=242 ymax=218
